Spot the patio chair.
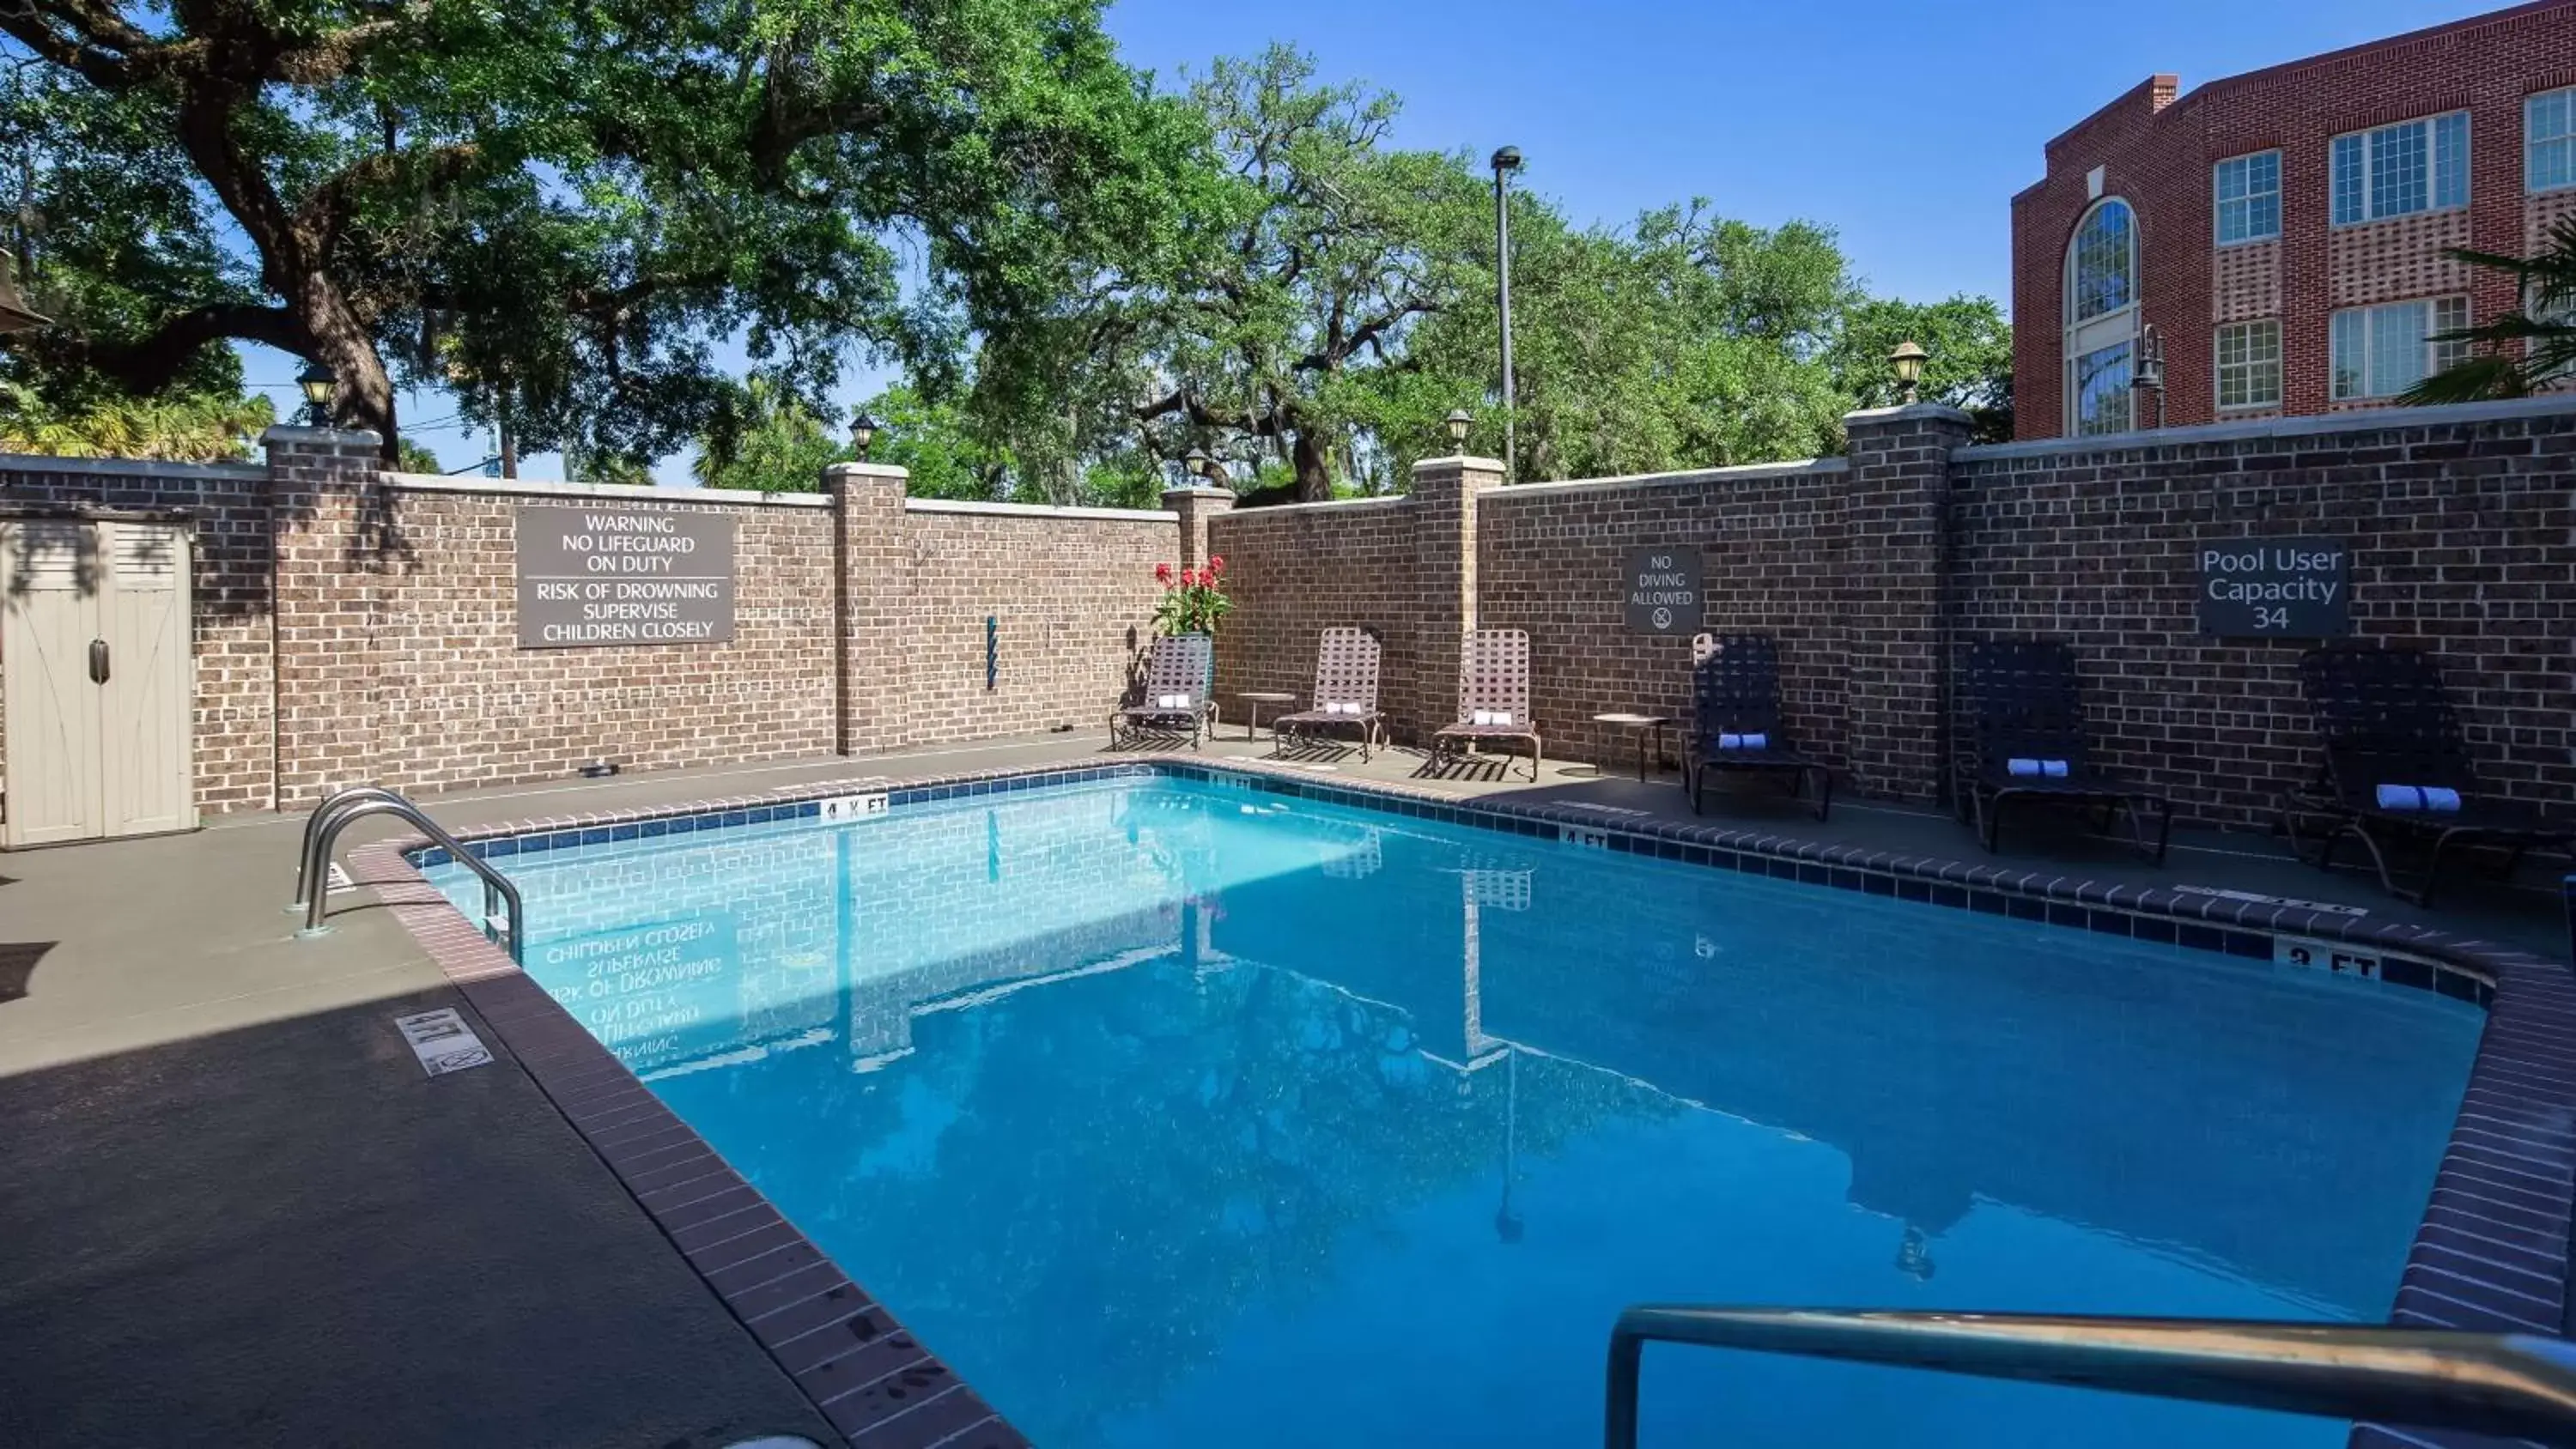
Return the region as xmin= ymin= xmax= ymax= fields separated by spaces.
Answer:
xmin=1429 ymin=628 xmax=1543 ymax=781
xmin=1682 ymin=633 xmax=1832 ymax=821
xmin=1961 ymin=640 xmax=2172 ymax=862
xmin=1109 ymin=634 xmax=1218 ymax=749
xmin=2284 ymin=645 xmax=2574 ymax=906
xmin=1271 ymin=627 xmax=1388 ymax=760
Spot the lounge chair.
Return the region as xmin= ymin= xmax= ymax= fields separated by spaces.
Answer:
xmin=1429 ymin=628 xmax=1542 ymax=781
xmin=2284 ymin=645 xmax=2574 ymax=906
xmin=1682 ymin=634 xmax=1832 ymax=821
xmin=1271 ymin=627 xmax=1388 ymax=760
xmin=1962 ymin=640 xmax=2172 ymax=862
xmin=1109 ymin=634 xmax=1218 ymax=749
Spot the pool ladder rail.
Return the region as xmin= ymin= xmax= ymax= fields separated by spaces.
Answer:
xmin=1607 ymin=1305 xmax=2576 ymax=1447
xmin=289 ymin=785 xmax=524 ymax=966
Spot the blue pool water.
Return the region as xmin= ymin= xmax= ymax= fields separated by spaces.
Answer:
xmin=433 ymin=776 xmax=2484 ymax=1447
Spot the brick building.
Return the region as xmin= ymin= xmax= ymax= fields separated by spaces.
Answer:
xmin=2011 ymin=0 xmax=2576 ymax=440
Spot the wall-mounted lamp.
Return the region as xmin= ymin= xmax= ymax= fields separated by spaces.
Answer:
xmin=1889 ymin=341 xmax=1928 ymax=406
xmin=297 ymin=361 xmax=339 ymax=427
xmin=2133 ymin=324 xmax=2167 ymax=430
xmin=0 ymin=257 xmax=51 ymax=336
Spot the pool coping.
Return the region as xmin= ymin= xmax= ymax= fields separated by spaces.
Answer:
xmin=355 ymin=755 xmax=2576 ymax=1449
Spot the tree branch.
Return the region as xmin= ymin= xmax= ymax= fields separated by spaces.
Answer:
xmin=1294 ymin=298 xmax=1434 ymax=373
xmin=67 ymin=301 xmax=308 ymax=392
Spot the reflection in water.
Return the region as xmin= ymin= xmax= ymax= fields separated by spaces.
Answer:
xmin=443 ymin=779 xmax=2484 ymax=1449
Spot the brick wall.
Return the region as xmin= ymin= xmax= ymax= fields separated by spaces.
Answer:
xmin=12 ymin=395 xmax=2576 ymax=840
xmin=888 ymin=500 xmax=1170 ymax=749
xmin=1951 ymin=396 xmax=2576 ymax=827
xmin=0 ymin=455 xmax=276 ymax=815
xmin=325 ymin=476 xmax=841 ymax=800
xmin=0 ymin=434 xmax=1177 ymax=828
xmin=1207 ymin=498 xmax=1426 ymax=735
xmin=1476 ymin=460 xmax=1853 ymax=773
xmin=1206 ymin=394 xmax=2575 ymax=828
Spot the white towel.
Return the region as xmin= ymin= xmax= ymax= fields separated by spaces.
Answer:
xmin=1717 ymin=732 xmax=1768 ymax=751
xmin=1156 ymin=693 xmax=1189 ymax=710
xmin=2377 ymin=784 xmax=2464 ymax=813
xmin=1326 ymin=700 xmax=1359 ymax=715
xmin=2007 ymin=758 xmax=2071 ymax=779
xmin=1475 ymin=710 xmax=1511 ymax=727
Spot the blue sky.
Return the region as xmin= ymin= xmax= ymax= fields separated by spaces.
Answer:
xmin=241 ymin=0 xmax=2500 ymax=479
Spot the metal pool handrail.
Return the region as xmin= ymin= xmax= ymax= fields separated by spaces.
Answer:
xmin=289 ymin=785 xmax=415 ymax=911
xmin=1605 ymin=1306 xmax=2576 ymax=1448
xmin=293 ymin=786 xmax=524 ymax=965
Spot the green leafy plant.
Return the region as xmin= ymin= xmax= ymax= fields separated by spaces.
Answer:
xmin=1151 ymin=556 xmax=1230 ymax=636
xmin=2402 ymin=215 xmax=2576 ymax=403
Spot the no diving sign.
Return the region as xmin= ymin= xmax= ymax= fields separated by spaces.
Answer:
xmin=1624 ymin=548 xmax=1703 ymax=635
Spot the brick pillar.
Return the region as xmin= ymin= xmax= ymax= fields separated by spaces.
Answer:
xmin=1162 ymin=484 xmax=1235 ymax=569
xmin=1399 ymin=453 xmax=1502 ymax=744
xmin=825 ymin=461 xmax=911 ymax=756
xmin=1838 ymin=403 xmax=1972 ymax=803
xmin=265 ymin=426 xmax=383 ymax=809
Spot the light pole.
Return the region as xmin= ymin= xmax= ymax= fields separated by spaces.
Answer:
xmin=1491 ymin=145 xmax=1522 ymax=483
xmin=849 ymin=409 xmax=879 ymax=461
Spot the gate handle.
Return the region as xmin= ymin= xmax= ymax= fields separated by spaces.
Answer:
xmin=88 ymin=639 xmax=109 ymax=685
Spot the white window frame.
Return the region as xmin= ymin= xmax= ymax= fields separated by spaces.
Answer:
xmin=2070 ymin=341 xmax=2133 ymax=436
xmin=2063 ymin=197 xmax=2140 ymax=436
xmin=2330 ymin=111 xmax=2470 ymax=226
xmin=2329 ymin=297 xmax=2471 ymax=400
xmin=2214 ymin=319 xmax=2282 ymax=410
xmin=2529 ymin=87 xmax=2576 ymax=194
xmin=2213 ymin=151 xmax=2281 ymax=246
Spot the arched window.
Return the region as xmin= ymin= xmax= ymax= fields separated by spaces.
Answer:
xmin=2063 ymin=198 xmax=2139 ymax=435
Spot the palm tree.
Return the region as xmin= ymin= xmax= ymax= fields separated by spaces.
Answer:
xmin=0 ymin=380 xmax=274 ymax=460
xmin=2403 ymin=215 xmax=2576 ymax=403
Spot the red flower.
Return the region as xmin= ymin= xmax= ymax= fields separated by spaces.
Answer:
xmin=1207 ymin=555 xmax=1225 ymax=573
xmin=1154 ymin=562 xmax=1173 ymax=584
xmin=1181 ymin=568 xmax=1200 ymax=587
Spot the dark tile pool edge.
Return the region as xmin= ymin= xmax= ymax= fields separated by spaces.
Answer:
xmin=349 ymin=837 xmax=1029 ymax=1449
xmin=380 ymin=755 xmax=2576 ymax=1447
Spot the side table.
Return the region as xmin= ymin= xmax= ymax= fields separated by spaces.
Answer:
xmin=1590 ymin=712 xmax=1674 ymax=782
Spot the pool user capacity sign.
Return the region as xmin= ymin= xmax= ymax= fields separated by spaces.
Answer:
xmin=2196 ymin=537 xmax=2349 ymax=639
xmin=516 ymin=505 xmax=736 ymax=647
xmin=1624 ymin=548 xmax=1704 ymax=634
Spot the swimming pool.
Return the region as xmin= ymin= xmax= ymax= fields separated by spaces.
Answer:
xmin=429 ymin=773 xmax=2485 ymax=1447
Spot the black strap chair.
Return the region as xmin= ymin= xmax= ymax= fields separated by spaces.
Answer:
xmin=2285 ymin=645 xmax=2572 ymax=906
xmin=1682 ymin=634 xmax=1831 ymax=820
xmin=1961 ymin=640 xmax=2171 ymax=862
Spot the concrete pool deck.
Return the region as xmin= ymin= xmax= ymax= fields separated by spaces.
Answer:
xmin=2 ymin=729 xmax=2567 ymax=1446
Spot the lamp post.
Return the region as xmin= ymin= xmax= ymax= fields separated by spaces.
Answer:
xmin=296 ymin=362 xmax=339 ymax=427
xmin=1889 ymin=340 xmax=1928 ymax=407
xmin=849 ymin=409 xmax=879 ymax=461
xmin=1491 ymin=145 xmax=1522 ymax=482
xmin=1443 ymin=408 xmax=1473 ymax=449
xmin=1182 ymin=446 xmax=1210 ymax=485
